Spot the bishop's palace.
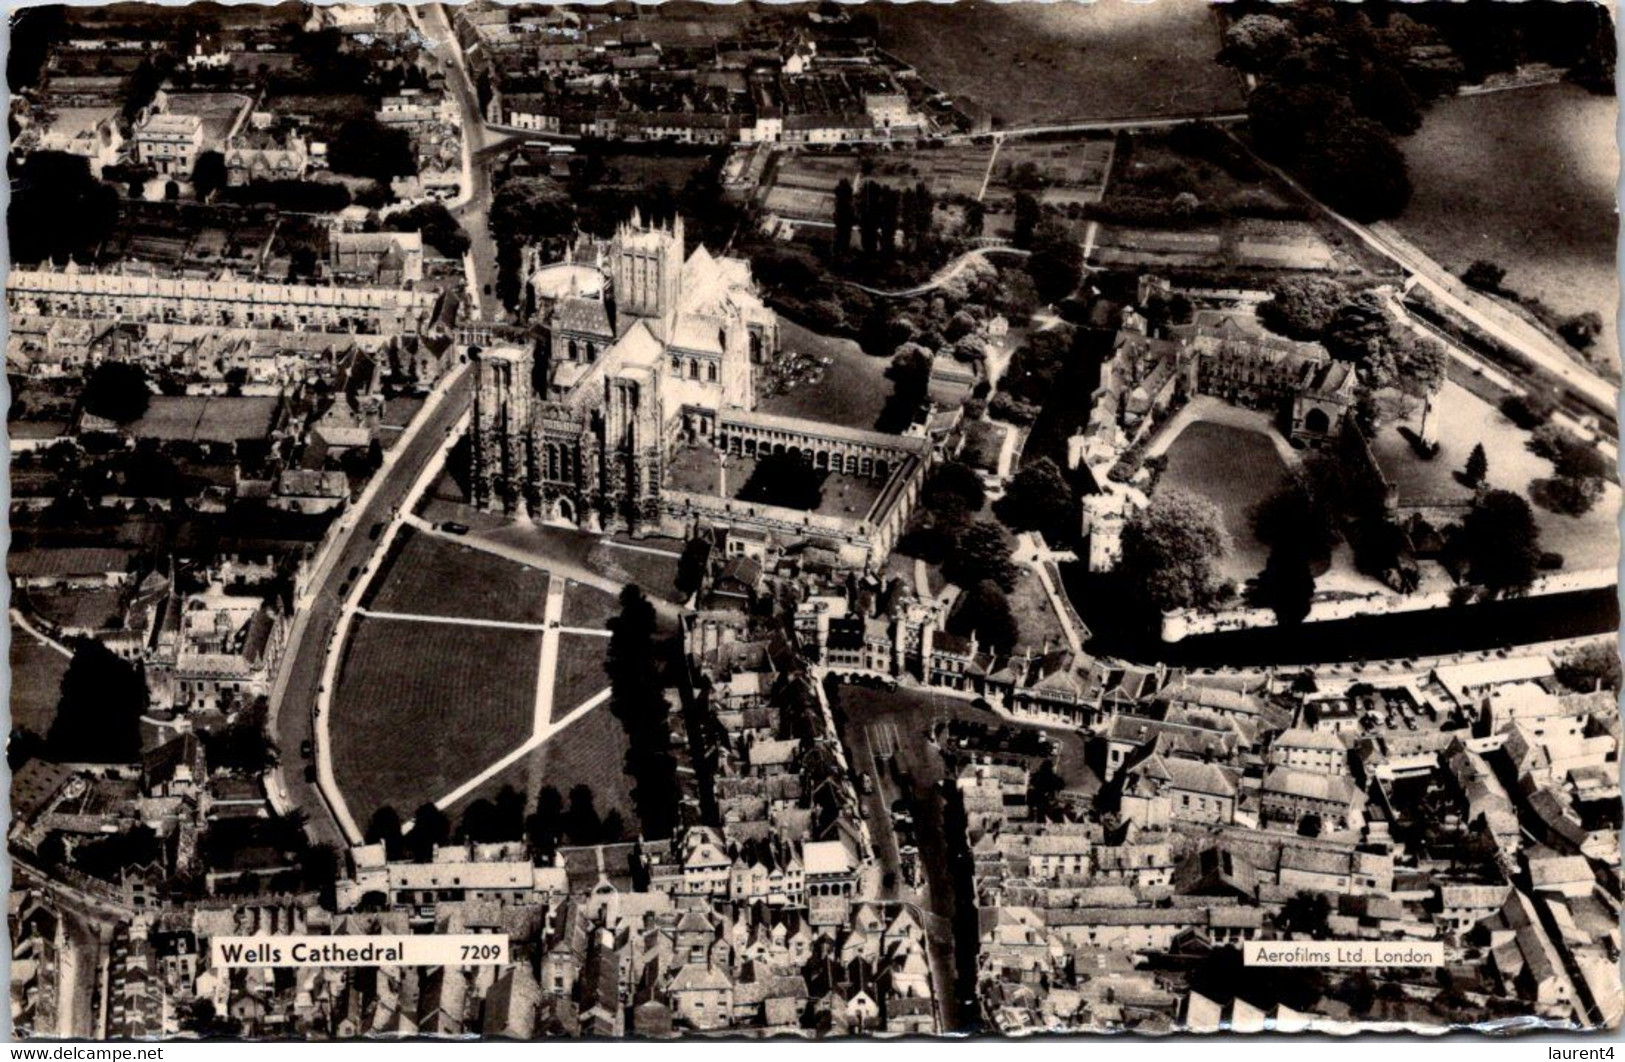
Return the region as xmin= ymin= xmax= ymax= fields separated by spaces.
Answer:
xmin=471 ymin=212 xmax=930 ymax=567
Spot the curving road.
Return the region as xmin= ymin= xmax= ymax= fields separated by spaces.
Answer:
xmin=268 ymin=366 xmax=473 ymax=846
xmin=408 ymin=2 xmax=511 ymax=319
xmin=848 ymin=245 xmax=1030 ymax=299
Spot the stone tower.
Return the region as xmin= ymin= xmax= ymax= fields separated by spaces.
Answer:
xmin=610 ymin=209 xmax=684 ymax=331
xmin=599 ymin=365 xmax=664 ymax=532
xmin=472 ymin=345 xmax=535 ymax=515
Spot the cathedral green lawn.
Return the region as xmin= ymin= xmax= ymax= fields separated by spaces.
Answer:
xmin=552 ymin=633 xmax=610 ymax=724
xmin=365 ymin=527 xmax=553 ymax=624
xmin=560 ymin=580 xmax=622 ymax=631
xmin=330 ymin=616 xmax=540 ymax=821
xmin=444 ymin=706 xmax=638 ymax=835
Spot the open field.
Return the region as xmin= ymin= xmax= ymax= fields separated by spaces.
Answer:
xmin=589 ymin=546 xmax=683 ymax=605
xmin=560 ymin=580 xmax=622 ymax=632
xmin=758 ymin=317 xmax=891 ymax=430
xmin=552 ymin=634 xmax=610 ymax=724
xmin=365 ymin=527 xmax=553 ymax=624
xmin=471 ymin=521 xmax=686 ymax=613
xmin=1004 ymin=566 xmax=1068 ymax=655
xmin=9 ymin=630 xmax=67 ymax=735
xmin=1395 ymin=84 xmax=1619 ymax=370
xmin=330 ymin=617 xmax=539 ymax=820
xmin=1155 ymin=420 xmax=1290 ymax=584
xmin=445 ymin=707 xmax=638 ymax=832
xmin=1370 ymin=381 xmax=1620 ymax=572
xmin=765 ymin=138 xmax=1112 ymax=226
xmin=875 ymin=0 xmax=1243 ymax=128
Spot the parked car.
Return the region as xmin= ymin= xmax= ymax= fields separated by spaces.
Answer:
xmin=300 ymin=740 xmax=313 ymax=759
xmin=441 ymin=521 xmax=470 ymax=535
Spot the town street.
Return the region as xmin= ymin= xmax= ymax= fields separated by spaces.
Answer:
xmin=269 ymin=366 xmax=473 ymax=845
xmin=409 ymin=2 xmax=510 ymax=315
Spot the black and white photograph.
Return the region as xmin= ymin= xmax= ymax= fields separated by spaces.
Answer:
xmin=2 ymin=0 xmax=1622 ymax=1043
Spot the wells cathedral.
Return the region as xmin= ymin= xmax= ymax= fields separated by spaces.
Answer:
xmin=471 ymin=210 xmax=927 ymax=562
xmin=473 ymin=212 xmax=780 ymax=530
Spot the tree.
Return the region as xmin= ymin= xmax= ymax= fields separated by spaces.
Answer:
xmin=8 ymin=726 xmax=47 ymax=772
xmin=1353 ymin=61 xmax=1422 ymax=136
xmin=1025 ymin=220 xmax=1082 ymax=305
xmin=526 ymin=786 xmax=565 ymax=863
xmin=1559 ymin=311 xmax=1604 ymax=350
xmin=1462 ymin=443 xmax=1488 ymax=488
xmin=1552 ymin=438 xmax=1609 ymax=482
xmin=365 ymin=806 xmax=403 ymax=859
xmin=1555 ymin=642 xmax=1622 ymax=694
xmin=405 ymin=803 xmax=451 ymax=862
xmin=601 ymin=809 xmax=627 ymax=843
xmin=9 ymin=5 xmax=64 ymax=94
xmin=963 ymin=199 xmax=985 ymax=238
xmin=1461 ymin=260 xmax=1507 ymax=292
xmin=1247 ymin=79 xmax=1352 ymax=163
xmin=1220 ymin=14 xmax=1297 ymax=72
xmin=1297 ymin=813 xmax=1323 ymax=838
xmin=1120 ymin=489 xmax=1231 ymax=612
xmin=1252 ymin=462 xmax=1339 ymax=565
xmin=923 ymin=460 xmax=985 ymax=515
xmin=1298 ymin=117 xmax=1411 ymax=222
xmin=380 ymin=202 xmax=470 ymax=259
xmin=9 ymin=151 xmax=120 ymax=267
xmin=1257 ymin=277 xmax=1347 ymax=340
xmin=950 ymin=579 xmax=1020 ymax=655
xmin=1536 ymin=473 xmax=1604 ymax=517
xmin=942 ymin=520 xmax=1018 ymax=592
xmin=1456 ymin=489 xmax=1541 ymax=597
xmin=737 ymin=450 xmax=823 ymax=511
xmin=328 ymin=117 xmax=416 ymax=182
xmin=81 ymin=361 xmax=152 ymax=425
xmin=858 ymin=179 xmax=881 ymax=256
xmin=876 ymin=345 xmax=931 ymax=433
xmin=1012 ymin=191 xmax=1041 ymax=249
xmin=832 ymin=178 xmax=855 ymax=256
xmin=1500 ymin=390 xmax=1557 ymax=430
xmin=201 ymin=716 xmax=278 ymax=775
xmin=48 ymin=639 xmax=145 ymax=763
xmin=192 ymin=150 xmax=227 ymax=200
xmin=1027 ymin=759 xmax=1066 ymax=821
xmin=565 ymin=784 xmax=602 ymax=844
xmin=1322 ymin=291 xmax=1404 ymax=385
xmin=1394 ymin=336 xmax=1446 ymax=399
xmin=1280 ymin=891 xmax=1331 ymax=939
xmin=997 ymin=457 xmax=1075 ymax=534
xmin=1252 ymin=539 xmax=1316 ymax=627
xmin=458 ymin=798 xmax=502 ymax=843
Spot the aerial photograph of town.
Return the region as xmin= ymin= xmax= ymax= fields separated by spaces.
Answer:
xmin=3 ymin=0 xmax=1621 ymax=1044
